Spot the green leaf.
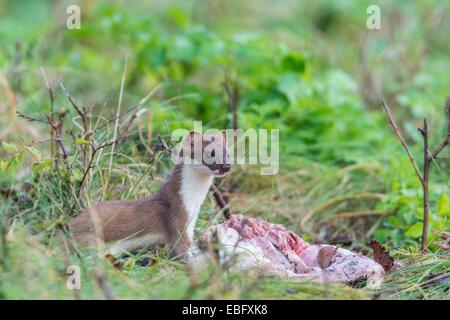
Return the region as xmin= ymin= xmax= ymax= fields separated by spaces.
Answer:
xmin=1 ymin=141 xmax=18 ymax=154
xmin=277 ymin=73 xmax=311 ymax=103
xmin=75 ymin=138 xmax=90 ymax=145
xmin=405 ymin=223 xmax=423 ymax=238
xmin=14 ymin=151 xmax=24 ymax=167
xmin=387 ymin=215 xmax=401 ymax=227
xmin=26 ymin=146 xmax=42 ymax=161
xmin=168 ymin=6 xmax=188 ymax=28
xmin=437 ymin=192 xmax=450 ymax=217
xmin=281 ymin=53 xmax=305 ymax=73
xmin=32 ymin=159 xmax=52 ymax=175
xmin=0 ymin=160 xmax=9 ymax=171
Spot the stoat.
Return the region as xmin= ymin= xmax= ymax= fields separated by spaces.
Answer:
xmin=68 ymin=131 xmax=231 ymax=260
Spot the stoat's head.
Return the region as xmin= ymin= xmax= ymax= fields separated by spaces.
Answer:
xmin=173 ymin=131 xmax=231 ymax=177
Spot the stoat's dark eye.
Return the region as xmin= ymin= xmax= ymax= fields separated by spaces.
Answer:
xmin=210 ymin=150 xmax=215 ymax=157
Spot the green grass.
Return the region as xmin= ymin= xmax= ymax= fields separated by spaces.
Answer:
xmin=2 ymin=218 xmax=448 ymax=299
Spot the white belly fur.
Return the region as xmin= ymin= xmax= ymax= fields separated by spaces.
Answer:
xmin=108 ymin=233 xmax=165 ymax=256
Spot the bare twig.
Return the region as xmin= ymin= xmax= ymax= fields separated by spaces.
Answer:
xmin=16 ymin=107 xmax=69 ymax=174
xmin=381 ymin=98 xmax=450 ymax=252
xmin=78 ymin=134 xmax=132 ymax=197
xmin=418 ymin=119 xmax=430 ymax=251
xmin=59 ymin=81 xmax=88 ymax=131
xmin=59 ymin=82 xmax=84 ymax=120
xmin=49 ymin=110 xmax=67 ymax=157
xmin=16 ymin=111 xmax=47 ymax=123
xmin=210 ymin=184 xmax=231 ymax=219
xmin=121 ymin=110 xmax=139 ymax=139
xmin=92 ymin=103 xmax=140 ymax=134
xmin=58 ymin=80 xmax=92 ymax=171
xmin=121 ymin=84 xmax=161 ymax=139
xmin=381 ymin=100 xmax=424 ymax=183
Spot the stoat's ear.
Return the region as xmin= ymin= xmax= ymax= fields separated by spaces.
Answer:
xmin=184 ymin=131 xmax=203 ymax=155
xmin=170 ymin=142 xmax=184 ymax=164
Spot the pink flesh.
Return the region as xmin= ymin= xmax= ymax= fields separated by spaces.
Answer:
xmin=216 ymin=214 xmax=385 ymax=283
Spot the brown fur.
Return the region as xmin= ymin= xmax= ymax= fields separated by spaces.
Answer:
xmin=69 ymin=131 xmax=230 ymax=259
xmin=69 ymin=164 xmax=192 ymax=257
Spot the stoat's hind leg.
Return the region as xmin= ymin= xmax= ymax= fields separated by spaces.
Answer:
xmin=108 ymin=233 xmax=166 ymax=257
xmin=168 ymin=232 xmax=192 ymax=262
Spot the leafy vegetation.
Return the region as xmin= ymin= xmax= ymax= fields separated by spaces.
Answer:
xmin=0 ymin=0 xmax=449 ymax=299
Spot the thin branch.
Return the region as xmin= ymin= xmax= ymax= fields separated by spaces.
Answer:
xmin=210 ymin=184 xmax=231 ymax=219
xmin=78 ymin=134 xmax=132 ymax=196
xmin=16 ymin=111 xmax=47 ymax=123
xmin=39 ymin=68 xmax=54 ymax=110
xmin=45 ymin=110 xmax=70 ymax=167
xmin=77 ymin=147 xmax=100 ymax=197
xmin=381 ymin=98 xmax=450 ymax=253
xmin=93 ymin=101 xmax=142 ymax=134
xmin=121 ymin=109 xmax=141 ymax=140
xmin=430 ymin=97 xmax=450 ymax=159
xmin=381 ymin=100 xmax=424 ymax=184
xmin=58 ymin=81 xmax=85 ymax=122
xmin=121 ymin=84 xmax=160 ymax=138
xmin=419 ymin=119 xmax=430 ymax=252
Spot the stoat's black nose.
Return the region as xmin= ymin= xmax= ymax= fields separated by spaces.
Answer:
xmin=219 ymin=164 xmax=231 ymax=173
